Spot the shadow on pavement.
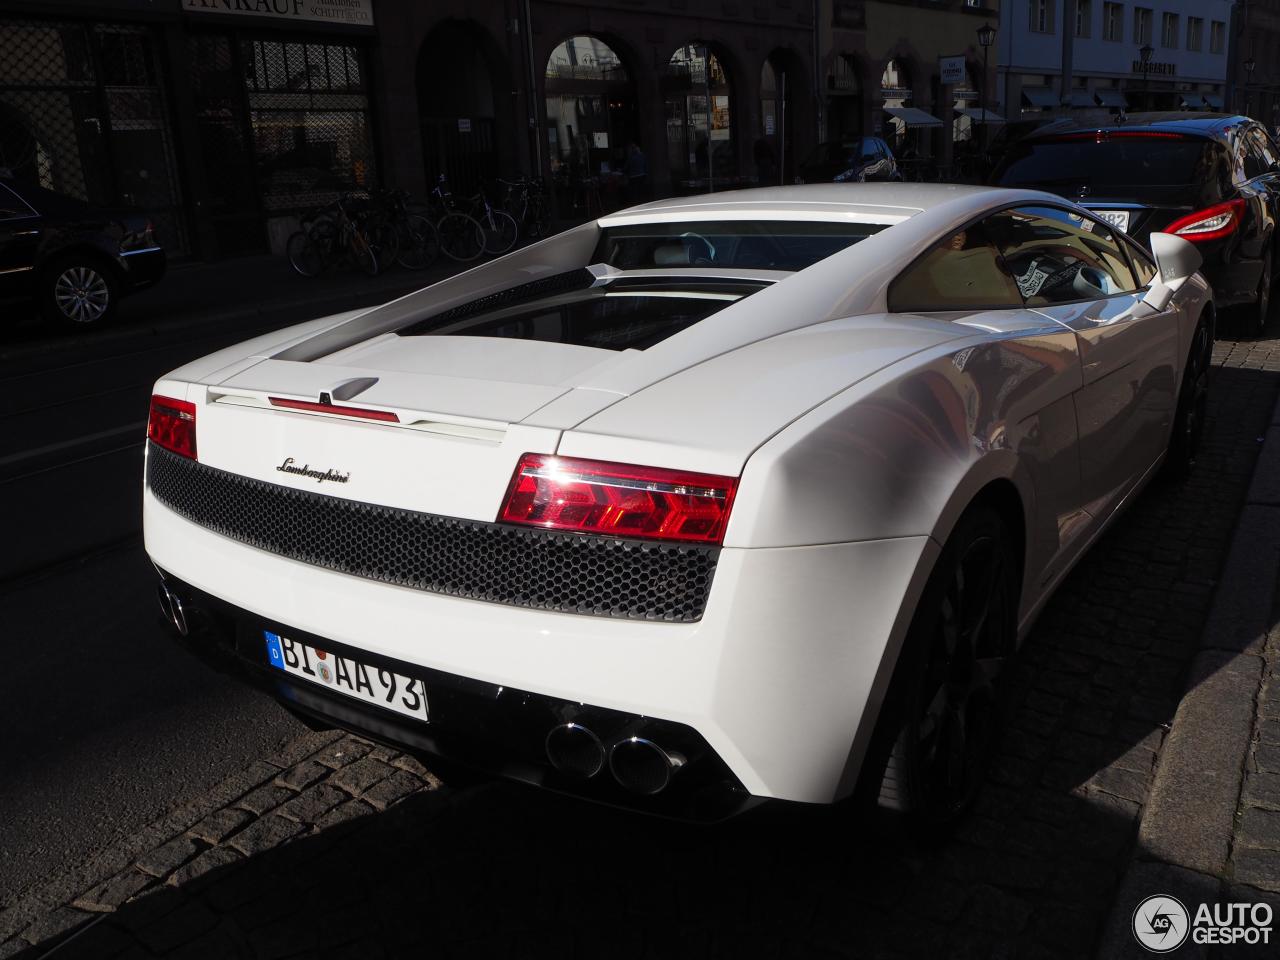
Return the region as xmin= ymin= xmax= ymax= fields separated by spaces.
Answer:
xmin=13 ymin=358 xmax=1280 ymax=960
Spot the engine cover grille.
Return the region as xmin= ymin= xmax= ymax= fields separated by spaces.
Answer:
xmin=146 ymin=444 xmax=718 ymax=622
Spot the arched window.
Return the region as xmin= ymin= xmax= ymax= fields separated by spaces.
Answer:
xmin=664 ymin=44 xmax=733 ymax=184
xmin=544 ymin=36 xmax=635 ymax=176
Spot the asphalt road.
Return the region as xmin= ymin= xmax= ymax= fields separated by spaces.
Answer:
xmin=0 ymin=259 xmax=441 ymax=907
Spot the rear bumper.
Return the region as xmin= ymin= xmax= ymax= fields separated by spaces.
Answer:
xmin=143 ymin=474 xmax=935 ymax=807
xmin=155 ymin=569 xmax=753 ymax=820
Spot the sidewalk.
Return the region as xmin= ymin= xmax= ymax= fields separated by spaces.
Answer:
xmin=1099 ymin=366 xmax=1280 ymax=957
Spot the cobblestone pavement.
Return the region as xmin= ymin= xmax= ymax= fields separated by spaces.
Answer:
xmin=3 ymin=328 xmax=1280 ymax=959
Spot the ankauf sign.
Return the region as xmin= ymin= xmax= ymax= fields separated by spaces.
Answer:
xmin=184 ymin=0 xmax=375 ymax=27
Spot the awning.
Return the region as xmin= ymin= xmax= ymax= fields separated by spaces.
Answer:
xmin=1022 ymin=86 xmax=1058 ymax=109
xmin=1068 ymin=90 xmax=1094 ymax=108
xmin=884 ymin=106 xmax=944 ymax=128
xmin=1203 ymin=93 xmax=1224 ymax=109
xmin=1094 ymin=89 xmax=1128 ymax=108
xmin=955 ymin=107 xmax=1006 ymax=125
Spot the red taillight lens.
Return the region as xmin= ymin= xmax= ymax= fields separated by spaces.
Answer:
xmin=1165 ymin=199 xmax=1246 ymax=243
xmin=268 ymin=397 xmax=400 ymax=422
xmin=498 ymin=454 xmax=738 ymax=545
xmin=148 ymin=395 xmax=197 ymax=460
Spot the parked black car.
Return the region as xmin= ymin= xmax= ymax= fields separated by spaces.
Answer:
xmin=798 ymin=137 xmax=901 ymax=184
xmin=0 ymin=175 xmax=166 ymax=329
xmin=989 ymin=113 xmax=1280 ymax=331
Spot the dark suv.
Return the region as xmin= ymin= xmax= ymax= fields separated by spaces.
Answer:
xmin=798 ymin=137 xmax=901 ymax=184
xmin=0 ymin=176 xmax=166 ymax=329
xmin=990 ymin=114 xmax=1279 ymax=330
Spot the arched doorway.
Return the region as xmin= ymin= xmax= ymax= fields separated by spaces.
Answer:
xmin=761 ymin=48 xmax=807 ymax=185
xmin=544 ymin=35 xmax=637 ymax=180
xmin=417 ymin=21 xmax=503 ymax=195
xmin=827 ymin=54 xmax=863 ymax=141
xmin=664 ymin=43 xmax=734 ymax=189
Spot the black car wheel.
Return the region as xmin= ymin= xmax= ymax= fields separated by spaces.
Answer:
xmin=40 ymin=256 xmax=118 ymax=329
xmin=1165 ymin=316 xmax=1213 ymax=479
xmin=1255 ymin=244 xmax=1274 ymax=334
xmin=870 ymin=504 xmax=1015 ymax=826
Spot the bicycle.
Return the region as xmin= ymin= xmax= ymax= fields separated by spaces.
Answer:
xmin=286 ymin=193 xmax=379 ymax=278
xmin=369 ymin=187 xmax=440 ymax=271
xmin=498 ymin=176 xmax=549 ymax=241
xmin=427 ymin=176 xmax=485 ymax=262
xmin=466 ymin=184 xmax=518 ymax=256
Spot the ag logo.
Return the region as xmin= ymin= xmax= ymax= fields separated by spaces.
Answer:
xmin=1133 ymin=895 xmax=1190 ymax=953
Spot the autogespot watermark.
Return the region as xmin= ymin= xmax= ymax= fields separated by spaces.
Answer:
xmin=1132 ymin=894 xmax=1274 ymax=952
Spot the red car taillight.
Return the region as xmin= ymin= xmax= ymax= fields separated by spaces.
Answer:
xmin=498 ymin=453 xmax=738 ymax=545
xmin=148 ymin=395 xmax=197 ymax=460
xmin=1165 ymin=199 xmax=1246 ymax=243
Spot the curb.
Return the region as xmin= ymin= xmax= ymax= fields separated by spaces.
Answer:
xmin=1096 ymin=391 xmax=1280 ymax=957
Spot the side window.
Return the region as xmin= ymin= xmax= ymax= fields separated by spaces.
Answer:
xmin=1125 ymin=239 xmax=1158 ymax=287
xmin=1248 ymin=128 xmax=1278 ymax=175
xmin=887 ymin=219 xmax=1023 ymax=312
xmin=986 ymin=206 xmax=1138 ymax=306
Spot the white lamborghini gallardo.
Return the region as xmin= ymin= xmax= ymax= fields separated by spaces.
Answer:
xmin=145 ymin=185 xmax=1212 ymax=821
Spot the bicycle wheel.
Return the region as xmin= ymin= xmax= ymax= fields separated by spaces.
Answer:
xmin=286 ymin=230 xmax=324 ymax=277
xmin=395 ymin=215 xmax=440 ymax=270
xmin=366 ymin=219 xmax=399 ymax=270
xmin=437 ymin=212 xmax=484 ymax=262
xmin=348 ymin=228 xmax=380 ymax=276
xmin=480 ymin=209 xmax=518 ymax=256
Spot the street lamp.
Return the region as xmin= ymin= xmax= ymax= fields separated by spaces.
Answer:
xmin=1245 ymin=56 xmax=1258 ymax=117
xmin=977 ymin=22 xmax=996 ymax=177
xmin=1140 ymin=42 xmax=1154 ymax=111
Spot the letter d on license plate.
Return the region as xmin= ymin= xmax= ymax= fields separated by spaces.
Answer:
xmin=264 ymin=631 xmax=429 ymax=722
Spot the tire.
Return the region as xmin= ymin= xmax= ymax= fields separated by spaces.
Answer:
xmin=437 ymin=212 xmax=485 ymax=262
xmin=1253 ymin=243 xmax=1274 ymax=335
xmin=1165 ymin=315 xmax=1213 ymax=479
xmin=867 ymin=504 xmax=1017 ymax=827
xmin=286 ymin=231 xmax=324 ymax=278
xmin=40 ymin=255 xmax=118 ymax=329
xmin=366 ymin=219 xmax=399 ymax=271
xmin=348 ymin=229 xmax=379 ymax=277
xmin=480 ymin=209 xmax=518 ymax=256
xmin=395 ymin=215 xmax=440 ymax=271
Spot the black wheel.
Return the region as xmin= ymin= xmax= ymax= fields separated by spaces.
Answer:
xmin=366 ymin=219 xmax=399 ymax=271
xmin=1254 ymin=244 xmax=1274 ymax=334
xmin=395 ymin=215 xmax=440 ymax=271
xmin=348 ymin=229 xmax=379 ymax=277
xmin=870 ymin=505 xmax=1016 ymax=826
xmin=437 ymin=212 xmax=484 ymax=262
xmin=480 ymin=209 xmax=518 ymax=255
xmin=40 ymin=255 xmax=118 ymax=329
xmin=286 ymin=230 xmax=324 ymax=277
xmin=1165 ymin=316 xmax=1213 ymax=479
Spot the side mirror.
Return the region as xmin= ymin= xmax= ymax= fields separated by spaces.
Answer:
xmin=1143 ymin=232 xmax=1203 ymax=310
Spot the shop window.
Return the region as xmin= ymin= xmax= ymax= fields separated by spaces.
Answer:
xmin=544 ymin=36 xmax=636 ymax=183
xmin=665 ymin=44 xmax=734 ymax=184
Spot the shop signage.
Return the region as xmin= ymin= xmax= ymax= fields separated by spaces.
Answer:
xmin=1132 ymin=60 xmax=1176 ymax=76
xmin=457 ymin=118 xmax=471 ymax=133
xmin=939 ymin=56 xmax=966 ymax=87
xmin=183 ymin=0 xmax=375 ymax=27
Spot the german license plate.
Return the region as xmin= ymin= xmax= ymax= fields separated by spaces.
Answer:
xmin=264 ymin=631 xmax=429 ymax=722
xmin=1094 ymin=209 xmax=1131 ymax=232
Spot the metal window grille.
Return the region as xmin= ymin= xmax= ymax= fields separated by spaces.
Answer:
xmin=240 ymin=37 xmax=376 ymax=215
xmin=0 ymin=18 xmax=187 ymax=251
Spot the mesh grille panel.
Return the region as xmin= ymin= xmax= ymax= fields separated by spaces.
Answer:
xmin=147 ymin=444 xmax=718 ymax=622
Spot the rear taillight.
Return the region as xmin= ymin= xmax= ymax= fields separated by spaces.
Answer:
xmin=1041 ymin=130 xmax=1189 ymax=143
xmin=1165 ymin=199 xmax=1246 ymax=243
xmin=148 ymin=395 xmax=197 ymax=460
xmin=498 ymin=453 xmax=738 ymax=545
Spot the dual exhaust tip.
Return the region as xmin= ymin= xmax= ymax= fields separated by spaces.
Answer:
xmin=545 ymin=722 xmax=686 ymax=795
xmin=156 ymin=582 xmax=189 ymax=637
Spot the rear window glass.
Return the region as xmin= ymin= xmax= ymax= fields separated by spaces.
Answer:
xmin=593 ymin=219 xmax=887 ymax=272
xmin=992 ymin=137 xmax=1230 ymax=195
xmin=399 ymin=278 xmax=766 ymax=351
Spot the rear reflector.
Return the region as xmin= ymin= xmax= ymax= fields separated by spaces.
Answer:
xmin=268 ymin=397 xmax=400 ymax=423
xmin=1165 ymin=198 xmax=1246 ymax=243
xmin=498 ymin=454 xmax=738 ymax=545
xmin=148 ymin=395 xmax=197 ymax=460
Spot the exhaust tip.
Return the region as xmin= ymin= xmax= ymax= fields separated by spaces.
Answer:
xmin=609 ymin=737 xmax=685 ymax=795
xmin=156 ymin=582 xmax=189 ymax=637
xmin=545 ymin=723 xmax=605 ymax=779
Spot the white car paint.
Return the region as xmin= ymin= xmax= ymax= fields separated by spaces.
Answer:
xmin=144 ymin=184 xmax=1212 ymax=805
